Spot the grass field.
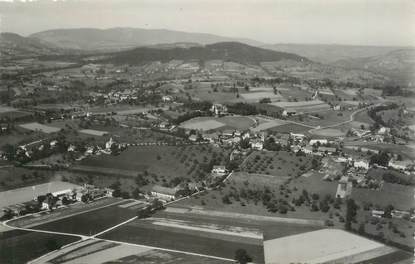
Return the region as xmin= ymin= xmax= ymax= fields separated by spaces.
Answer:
xmin=351 ymin=182 xmax=414 ymax=210
xmin=20 ymin=122 xmax=61 ymax=134
xmin=0 ymin=167 xmax=55 ymax=192
xmin=180 ymin=118 xmax=225 ymax=130
xmin=267 ymin=123 xmax=311 ymax=134
xmin=312 ymin=128 xmax=346 ymax=137
xmin=100 ymin=216 xmax=265 ymax=263
xmin=354 ymin=110 xmax=375 ymax=125
xmin=240 ymin=92 xmax=283 ymax=102
xmin=180 ymin=116 xmax=254 ymax=131
xmin=32 ymin=202 xmax=136 ymax=236
xmin=0 ymin=229 xmax=79 ymax=264
xmin=34 ymin=238 xmax=228 ymax=264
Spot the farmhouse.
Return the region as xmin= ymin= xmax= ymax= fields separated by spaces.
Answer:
xmin=251 ymin=139 xmax=264 ymax=150
xmin=309 ymin=139 xmax=328 ymax=145
xmin=188 ymin=134 xmax=198 ymax=142
xmin=354 ymin=159 xmax=369 ymax=170
xmin=0 ymin=181 xmax=80 ymax=211
xmin=388 ymin=159 xmax=413 ymax=171
xmin=151 ymin=185 xmax=177 ymax=201
xmin=318 ymin=146 xmax=336 ymax=155
xmin=211 ymin=165 xmax=227 ymax=175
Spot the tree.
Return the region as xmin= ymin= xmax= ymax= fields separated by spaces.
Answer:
xmin=235 ymin=249 xmax=252 ymax=264
xmin=259 ymin=97 xmax=271 ymax=104
xmin=358 ymin=223 xmax=366 ymax=235
xmin=345 ymin=199 xmax=358 ymax=230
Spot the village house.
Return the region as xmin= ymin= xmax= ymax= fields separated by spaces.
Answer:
xmin=290 ymin=133 xmax=306 ymax=142
xmin=302 ymin=145 xmax=314 ymax=154
xmin=372 ymin=210 xmax=385 ymax=218
xmin=211 ymin=165 xmax=227 ymax=176
xmin=251 ymin=139 xmax=264 ymax=150
xmin=377 ymin=127 xmax=390 ymax=135
xmin=309 ymin=139 xmax=328 ymax=145
xmin=388 ymin=159 xmax=413 ymax=171
xmin=188 ymin=134 xmax=198 ymax=142
xmin=162 ymin=95 xmax=173 ymax=102
xmin=318 ymin=146 xmax=336 ymax=155
xmin=354 ymin=159 xmax=370 ymax=170
xmin=151 ymin=185 xmax=177 ymax=201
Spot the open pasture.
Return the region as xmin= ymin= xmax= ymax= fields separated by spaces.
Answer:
xmin=267 ymin=123 xmax=311 ymax=134
xmin=180 ymin=118 xmax=225 ymax=131
xmin=180 ymin=116 xmax=254 ymax=131
xmin=250 ymin=118 xmax=288 ymax=132
xmin=19 ymin=122 xmax=61 ymax=133
xmin=311 ymin=128 xmax=346 ymax=137
xmin=240 ymin=91 xmax=283 ymax=102
xmin=0 ymin=229 xmax=79 ymax=264
xmin=100 ymin=216 xmax=265 ymax=263
xmin=79 ymin=129 xmax=108 ymax=136
xmin=32 ymin=201 xmax=136 ymax=236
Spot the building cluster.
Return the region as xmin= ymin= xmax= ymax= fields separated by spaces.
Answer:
xmin=1 ymin=184 xmax=113 ymax=219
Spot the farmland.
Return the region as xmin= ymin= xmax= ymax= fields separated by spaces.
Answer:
xmin=267 ymin=123 xmax=312 ymax=134
xmin=180 ymin=115 xmax=255 ymax=131
xmin=31 ymin=201 xmax=136 ymax=236
xmin=99 ymin=211 xmax=267 ymax=263
xmin=77 ymin=145 xmax=230 ymax=185
xmin=19 ymin=122 xmax=61 ymax=134
xmin=32 ymin=239 xmax=229 ymax=264
xmin=0 ymin=229 xmax=79 ymax=264
xmin=240 ymin=91 xmax=283 ymax=102
xmin=0 ymin=167 xmax=55 ymax=192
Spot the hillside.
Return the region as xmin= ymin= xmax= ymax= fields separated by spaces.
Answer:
xmin=334 ymin=49 xmax=415 ymax=85
xmin=0 ymin=32 xmax=61 ymax=59
xmin=105 ymin=42 xmax=309 ymax=65
xmin=264 ymin=43 xmax=403 ymax=63
xmin=30 ymin=27 xmax=264 ymax=51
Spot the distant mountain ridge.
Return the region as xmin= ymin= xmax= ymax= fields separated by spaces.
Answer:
xmin=0 ymin=32 xmax=61 ymax=58
xmin=105 ymin=41 xmax=309 ymax=65
xmin=334 ymin=48 xmax=415 ymax=85
xmin=264 ymin=43 xmax=409 ymax=63
xmin=30 ymin=27 xmax=264 ymax=51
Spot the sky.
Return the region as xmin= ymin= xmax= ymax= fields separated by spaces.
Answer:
xmin=0 ymin=0 xmax=414 ymax=46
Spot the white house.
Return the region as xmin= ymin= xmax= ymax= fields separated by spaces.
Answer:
xmin=151 ymin=185 xmax=177 ymax=201
xmin=389 ymin=159 xmax=413 ymax=171
xmin=105 ymin=137 xmax=115 ymax=150
xmin=162 ymin=95 xmax=173 ymax=102
xmin=378 ymin=127 xmax=390 ymax=135
xmin=251 ymin=139 xmax=264 ymax=150
xmin=309 ymin=139 xmax=328 ymax=145
xmin=211 ymin=165 xmax=227 ymax=175
xmin=354 ymin=160 xmax=369 ymax=170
